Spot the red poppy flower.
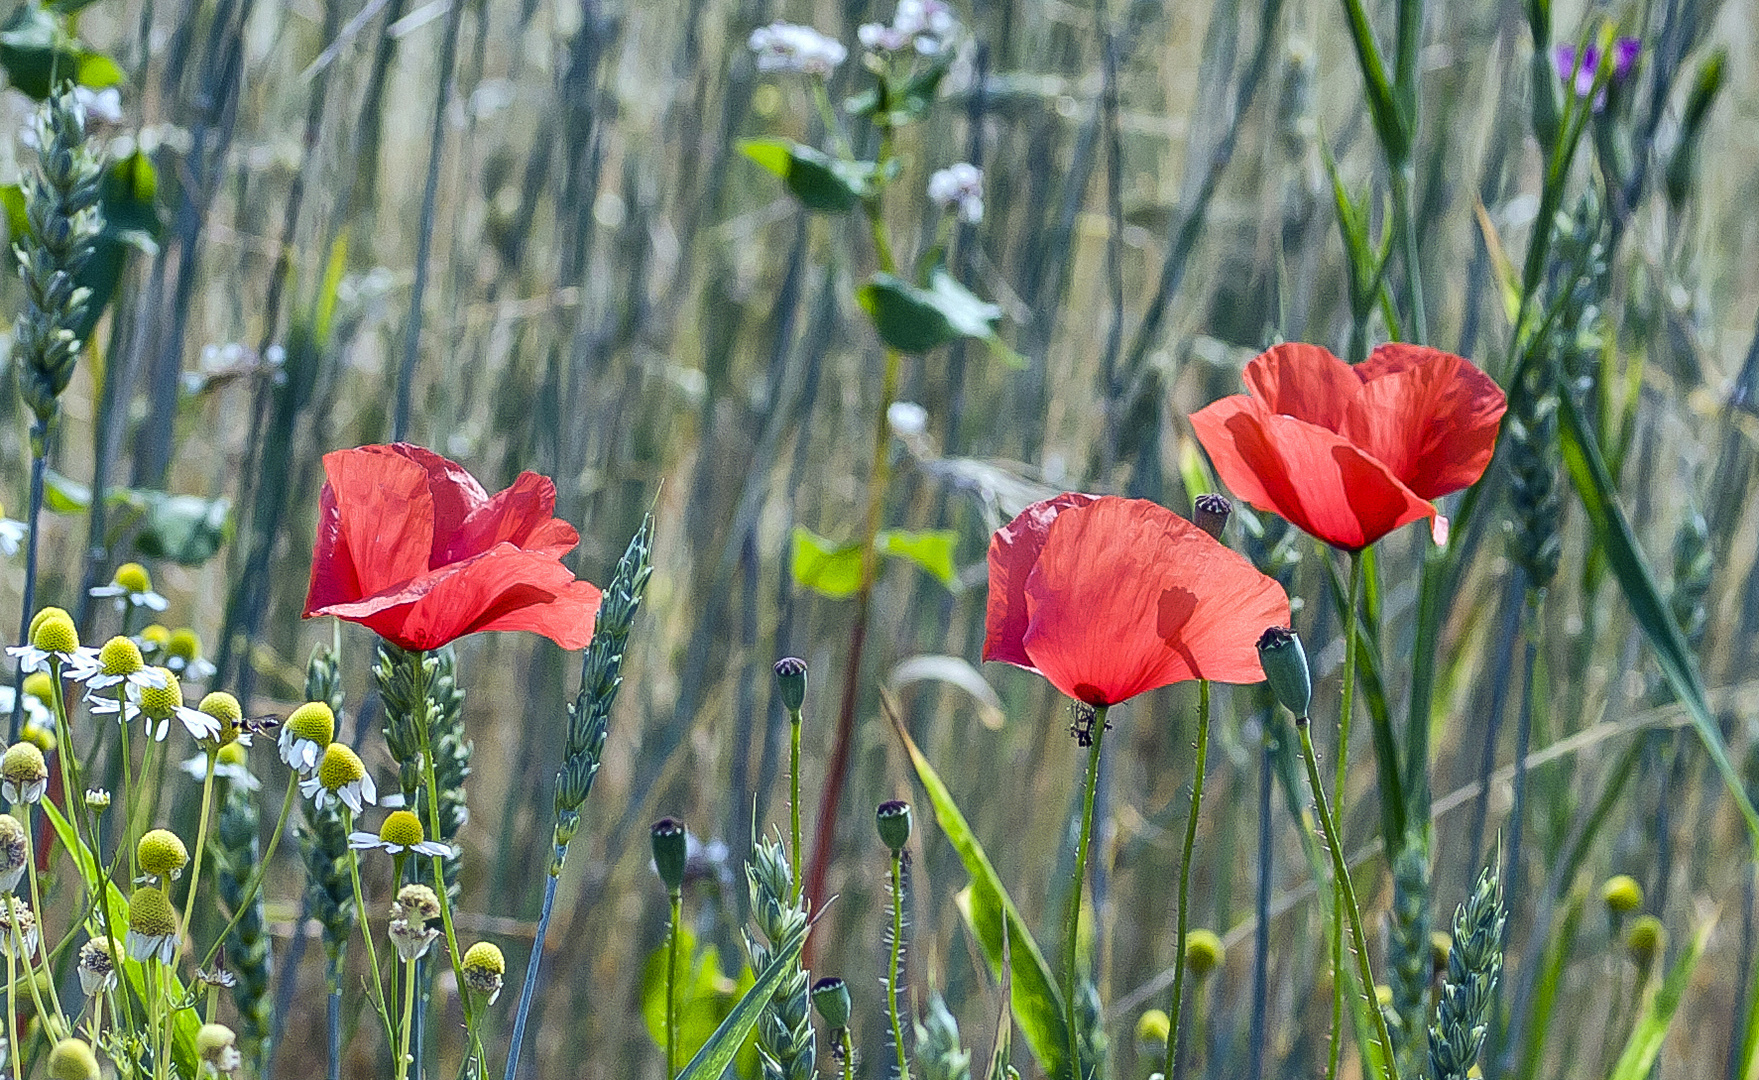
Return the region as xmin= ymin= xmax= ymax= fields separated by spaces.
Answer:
xmin=1188 ymin=343 xmax=1507 ymax=551
xmin=303 ymin=444 xmax=602 ymax=652
xmin=983 ymin=495 xmax=1289 ymax=707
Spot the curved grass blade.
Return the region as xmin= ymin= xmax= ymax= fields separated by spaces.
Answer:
xmin=883 ymin=692 xmax=1070 ymax=1079
xmin=673 ymin=917 xmax=809 ymax=1080
xmin=1556 ymin=391 xmax=1759 ymax=849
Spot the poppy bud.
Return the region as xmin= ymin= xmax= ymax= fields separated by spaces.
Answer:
xmin=1256 ymin=627 xmax=1312 ymax=718
xmin=1192 ymin=494 xmax=1231 ymax=541
xmin=774 ymin=657 xmax=808 ymax=714
xmin=1184 ymin=928 xmax=1225 ymax=981
xmin=876 ymin=800 xmax=912 ymax=854
xmin=650 ymin=818 xmax=687 ymax=891
xmin=1601 ymin=874 xmax=1642 ymax=917
xmin=811 ymin=976 xmax=852 ymax=1028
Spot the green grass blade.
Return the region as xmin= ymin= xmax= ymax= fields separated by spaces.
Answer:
xmin=1556 ymin=390 xmax=1759 ymax=848
xmin=886 ymin=695 xmax=1070 ymax=1079
xmin=1607 ymin=915 xmax=1715 ymax=1080
xmin=1515 ymin=883 xmax=1586 ymax=1080
xmin=673 ymin=918 xmax=809 ymax=1080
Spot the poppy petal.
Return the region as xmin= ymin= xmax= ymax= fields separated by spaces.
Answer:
xmin=1242 ymin=342 xmax=1360 ymax=433
xmin=1018 ymin=498 xmax=1288 ymax=705
xmin=386 ymin=443 xmax=492 ymax=553
xmin=1192 ymin=398 xmax=1434 ymax=551
xmin=303 ymin=478 xmax=360 ymax=616
xmin=982 ymin=492 xmax=1100 ymax=670
xmin=314 ymin=447 xmax=436 ymax=600
xmin=471 ymin=578 xmax=603 ymax=649
xmin=1344 ymin=345 xmax=1508 ymax=499
xmin=316 ymin=545 xmax=589 ymax=653
xmin=438 ymin=471 xmax=579 ymax=565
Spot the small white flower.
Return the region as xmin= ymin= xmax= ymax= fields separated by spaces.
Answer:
xmin=0 ymin=901 xmax=37 ymax=960
xmin=88 ymin=584 xmax=170 ymax=613
xmin=278 ymin=724 xmax=325 ymax=774
xmin=860 ymin=0 xmax=958 ymax=55
xmin=749 ymin=22 xmax=847 ymax=75
xmin=887 ymin=401 xmax=929 ymax=436
xmin=0 ymin=520 xmax=23 ymax=558
xmin=126 ymin=927 xmax=177 ymax=965
xmin=85 ymin=665 xmax=170 ymax=694
xmin=7 ymin=643 xmax=99 ymax=676
xmin=0 ymin=688 xmax=51 ymax=734
xmin=928 ymin=162 xmax=984 ymax=224
xmin=302 ymin=743 xmax=378 ymax=815
xmin=181 ymin=753 xmax=261 ymax=792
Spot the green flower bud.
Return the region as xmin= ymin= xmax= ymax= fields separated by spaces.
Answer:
xmin=1627 ymin=915 xmax=1665 ymax=968
xmin=1184 ymin=928 xmax=1225 ymax=981
xmin=811 ymin=976 xmax=852 ymax=1028
xmin=1256 ymin=626 xmax=1312 ymax=718
xmin=876 ymin=800 xmax=912 ymax=854
xmin=1192 ymin=493 xmax=1231 ymax=541
xmin=47 ymin=1038 xmax=101 ymax=1080
xmin=1134 ymin=1008 xmax=1170 ymax=1049
xmin=774 ymin=657 xmax=808 ymax=714
xmin=650 ymin=818 xmax=688 ymax=891
xmin=1601 ymin=874 xmax=1643 ymax=916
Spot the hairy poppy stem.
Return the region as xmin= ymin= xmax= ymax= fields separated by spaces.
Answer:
xmin=1298 ymin=717 xmax=1401 ymax=1080
xmin=1162 ymin=680 xmax=1211 ymax=1080
xmin=1327 ymin=549 xmax=1364 ymax=1080
xmin=888 ymin=849 xmax=911 ymax=1080
xmin=1064 ymin=704 xmax=1108 ymax=1080
xmin=665 ymin=888 xmax=682 ymax=1079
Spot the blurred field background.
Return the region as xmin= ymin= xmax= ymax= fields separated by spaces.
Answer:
xmin=4 ymin=0 xmax=1759 ymax=1075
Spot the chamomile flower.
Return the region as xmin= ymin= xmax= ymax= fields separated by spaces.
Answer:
xmin=0 ymin=900 xmax=38 ymax=958
xmin=137 ymin=829 xmax=189 ymax=882
xmin=197 ymin=692 xmax=249 ymax=748
xmin=165 ymin=628 xmax=215 ymax=682
xmin=134 ymin=668 xmax=222 ymax=743
xmin=462 ymin=941 xmax=506 ymax=1004
xmin=0 ymin=505 xmax=23 ymax=558
xmin=8 ymin=608 xmax=99 ymax=676
xmin=301 ymin=742 xmax=377 ymax=814
xmin=928 ymin=162 xmax=984 ymax=224
xmin=278 ymin=702 xmax=335 ymax=773
xmin=89 ymin=562 xmax=170 ymax=613
xmin=196 ymin=1024 xmax=241 ymax=1077
xmin=84 ymin=636 xmax=170 ymax=694
xmin=0 ymin=816 xmax=25 ymax=892
xmin=77 ymin=938 xmax=117 ymax=996
xmin=181 ymin=742 xmax=260 ymax=792
xmin=387 ymin=884 xmax=442 ymax=961
xmin=126 ymin=886 xmax=179 ymax=963
xmin=1 ymin=742 xmax=48 ymax=804
xmin=0 ymin=685 xmax=53 ymax=745
xmin=348 ymin=810 xmax=452 ymax=858
xmin=47 ymin=1038 xmax=100 ymax=1080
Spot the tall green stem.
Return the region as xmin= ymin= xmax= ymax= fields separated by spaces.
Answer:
xmin=396 ymin=956 xmax=418 ymax=1080
xmin=1299 ymin=719 xmax=1401 ymax=1080
xmin=666 ymin=890 xmax=682 ymax=1079
xmin=788 ymin=711 xmax=803 ymax=907
xmin=1064 ymin=705 xmax=1108 ymax=1080
xmin=410 ymin=653 xmax=475 ymax=1068
xmin=198 ymin=774 xmax=298 ymax=972
xmin=889 ymin=850 xmax=912 ymax=1080
xmin=1328 ymin=550 xmax=1365 ymax=1080
xmin=179 ymin=754 xmax=219 ymax=950
xmin=1389 ymin=165 xmax=1427 ymax=344
xmin=1162 ymin=680 xmax=1212 ymax=1080
xmin=342 ymin=808 xmax=395 ymax=1046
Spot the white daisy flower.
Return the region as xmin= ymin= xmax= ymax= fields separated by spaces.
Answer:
xmin=0 ymin=743 xmax=47 ymax=805
xmin=125 ymin=886 xmax=179 ymax=964
xmin=278 ymin=702 xmax=335 ymax=774
xmin=301 ymin=743 xmax=377 ymax=814
xmin=89 ymin=562 xmax=170 ymax=613
xmin=749 ymin=22 xmax=847 ymax=75
xmin=0 ymin=519 xmax=23 ymax=557
xmin=347 ymin=810 xmax=453 ymax=859
xmin=132 ymin=668 xmax=222 ymax=743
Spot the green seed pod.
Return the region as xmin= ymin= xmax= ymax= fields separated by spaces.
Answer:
xmin=47 ymin=1038 xmax=101 ymax=1080
xmin=1184 ymin=928 xmax=1225 ymax=981
xmin=650 ymin=818 xmax=688 ymax=891
xmin=1192 ymin=494 xmax=1231 ymax=542
xmin=876 ymin=800 xmax=912 ymax=854
xmin=811 ymin=976 xmax=852 ymax=1028
xmin=1600 ymin=874 xmax=1643 ymax=916
xmin=774 ymin=657 xmax=808 ymax=714
xmin=1256 ymin=627 xmax=1312 ymax=718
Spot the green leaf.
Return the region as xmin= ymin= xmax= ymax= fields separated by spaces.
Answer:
xmin=1557 ymin=391 xmax=1759 ymax=849
xmin=846 ymin=55 xmax=950 ymax=125
xmin=0 ymin=5 xmax=123 ymax=99
xmin=877 ymin=528 xmax=958 ymax=588
xmin=130 ymin=491 xmax=233 ymax=566
xmin=42 ymin=469 xmax=91 ymax=512
xmin=641 ymin=926 xmax=758 ymax=1078
xmin=884 ymin=696 xmax=1069 ymax=1079
xmin=737 ymin=138 xmax=875 ymax=213
xmin=792 ymin=526 xmax=960 ymax=599
xmin=1607 ymin=914 xmax=1714 ymax=1080
xmin=674 ymin=918 xmax=809 ymax=1080
xmin=790 ymin=527 xmax=864 ymax=598
xmin=858 ymin=271 xmax=1021 ymax=364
